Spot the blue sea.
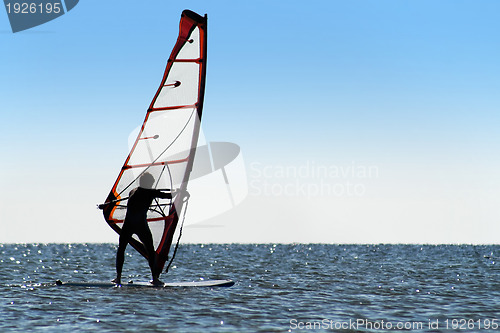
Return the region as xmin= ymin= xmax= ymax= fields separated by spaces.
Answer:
xmin=1 ymin=244 xmax=499 ymax=332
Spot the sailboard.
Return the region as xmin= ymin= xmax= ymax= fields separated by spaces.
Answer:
xmin=94 ymin=10 xmax=231 ymax=285
xmin=56 ymin=279 xmax=235 ymax=288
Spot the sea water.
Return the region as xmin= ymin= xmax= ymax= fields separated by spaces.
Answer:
xmin=0 ymin=244 xmax=499 ymax=332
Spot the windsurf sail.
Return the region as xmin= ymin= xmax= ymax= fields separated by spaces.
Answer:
xmin=100 ymin=10 xmax=207 ymax=275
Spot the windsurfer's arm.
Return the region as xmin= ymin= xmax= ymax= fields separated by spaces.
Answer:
xmin=169 ymin=189 xmax=190 ymax=201
xmin=97 ymin=197 xmax=129 ymax=210
xmin=152 ymin=188 xmax=185 ymax=199
xmin=155 ymin=189 xmax=174 ymax=199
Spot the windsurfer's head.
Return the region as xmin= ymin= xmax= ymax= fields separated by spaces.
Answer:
xmin=139 ymin=172 xmax=155 ymax=189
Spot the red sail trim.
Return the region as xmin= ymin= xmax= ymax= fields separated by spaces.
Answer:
xmin=105 ymin=193 xmax=122 ymax=228
xmin=172 ymin=58 xmax=203 ymax=63
xmin=109 ymin=216 xmax=172 ymax=224
xmin=123 ymin=157 xmax=189 ymax=170
xmin=107 ymin=215 xmax=170 ymax=224
xmin=149 ymin=104 xmax=196 ymax=112
xmin=147 ymin=216 xmax=171 ymax=222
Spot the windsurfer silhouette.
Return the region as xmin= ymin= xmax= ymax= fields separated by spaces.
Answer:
xmin=111 ymin=172 xmax=175 ymax=286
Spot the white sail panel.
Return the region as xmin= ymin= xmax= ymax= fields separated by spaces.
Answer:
xmin=177 ymin=27 xmax=200 ymax=60
xmin=153 ymin=62 xmax=200 ymax=108
xmin=126 ymin=108 xmax=197 ymax=167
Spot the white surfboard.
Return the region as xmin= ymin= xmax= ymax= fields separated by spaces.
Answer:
xmin=56 ymin=279 xmax=234 ymax=288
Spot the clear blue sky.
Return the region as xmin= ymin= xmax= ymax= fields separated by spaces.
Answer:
xmin=1 ymin=1 xmax=499 ymax=243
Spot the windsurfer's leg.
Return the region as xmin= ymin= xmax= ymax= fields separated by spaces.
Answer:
xmin=137 ymin=227 xmax=161 ymax=284
xmin=114 ymin=233 xmax=129 ymax=284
